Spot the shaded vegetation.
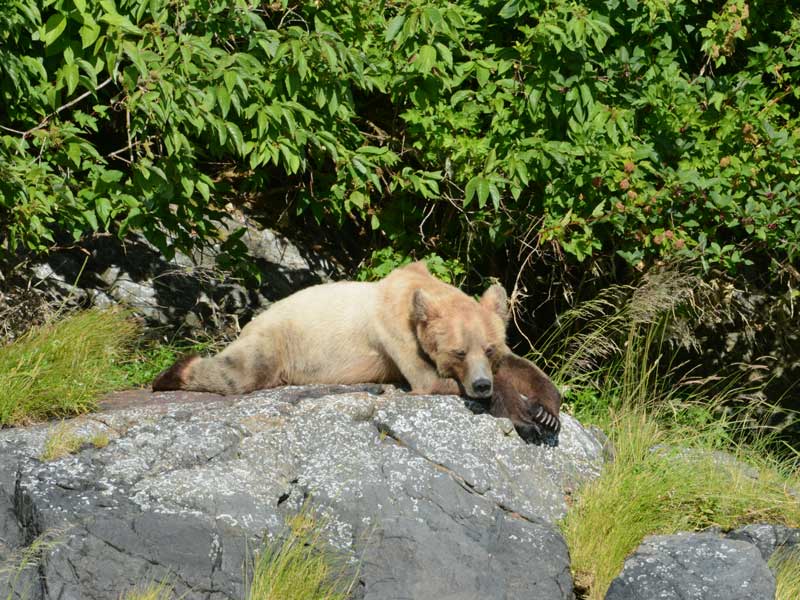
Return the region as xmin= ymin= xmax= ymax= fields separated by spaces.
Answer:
xmin=1 ymin=0 xmax=797 ymax=280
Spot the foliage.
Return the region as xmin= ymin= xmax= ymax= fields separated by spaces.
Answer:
xmin=0 ymin=309 xmax=137 ymax=426
xmin=247 ymin=510 xmax=353 ymax=600
xmin=356 ymin=247 xmax=466 ymax=284
xmin=1 ymin=0 xmax=798 ymax=281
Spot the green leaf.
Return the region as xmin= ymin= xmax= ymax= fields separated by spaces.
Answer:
xmin=96 ymin=197 xmax=112 ymax=226
xmin=216 ymin=86 xmax=231 ymax=118
xmin=63 ymin=63 xmax=80 ymax=95
xmin=488 ymin=183 xmax=501 ymax=209
xmin=385 ymin=14 xmax=406 ymax=42
xmin=464 ymin=176 xmax=478 ymax=207
xmin=226 ymin=122 xmax=244 ymax=155
xmin=499 ymin=0 xmax=520 ymax=19
xmin=224 ymin=71 xmax=238 ymax=93
xmin=415 ymin=45 xmax=437 ymax=74
xmin=349 ymin=190 xmax=368 ymax=209
xmin=80 ymin=19 xmax=101 ymax=49
xmin=43 ymin=14 xmax=67 ymax=46
xmin=477 ymin=177 xmax=490 ymax=208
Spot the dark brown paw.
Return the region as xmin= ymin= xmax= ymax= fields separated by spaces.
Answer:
xmin=152 ymin=354 xmax=199 ymax=391
xmin=524 ymin=401 xmax=561 ymax=433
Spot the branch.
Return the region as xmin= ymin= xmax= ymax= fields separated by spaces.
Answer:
xmin=11 ymin=76 xmax=115 ymax=139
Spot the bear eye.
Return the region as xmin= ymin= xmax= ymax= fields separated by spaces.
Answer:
xmin=485 ymin=346 xmax=495 ymax=357
xmin=451 ymin=349 xmax=467 ymax=359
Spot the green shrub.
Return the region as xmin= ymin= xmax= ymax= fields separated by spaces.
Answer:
xmin=0 ymin=309 xmax=137 ymax=426
xmin=1 ymin=1 xmax=797 ymax=279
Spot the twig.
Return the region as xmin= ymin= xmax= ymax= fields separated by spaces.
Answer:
xmin=12 ymin=76 xmax=115 ymax=139
xmin=125 ymin=105 xmax=133 ymax=163
xmin=0 ymin=125 xmax=27 ymax=135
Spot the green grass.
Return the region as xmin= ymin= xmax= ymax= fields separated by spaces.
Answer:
xmin=121 ymin=580 xmax=174 ymax=600
xmin=39 ymin=422 xmax=85 ymax=462
xmin=119 ymin=337 xmax=223 ymax=388
xmin=247 ymin=511 xmax=353 ymax=600
xmin=561 ymin=405 xmax=800 ymax=598
xmin=772 ymin=548 xmax=800 ymax=600
xmin=0 ymin=309 xmax=138 ymax=427
xmin=547 ymin=268 xmax=800 ymax=599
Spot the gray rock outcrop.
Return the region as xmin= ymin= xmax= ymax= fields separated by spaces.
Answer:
xmin=1 ymin=217 xmax=341 ymax=340
xmin=0 ymin=386 xmax=606 ymax=599
xmin=604 ymin=531 xmax=777 ymax=600
xmin=727 ymin=523 xmax=800 ymax=563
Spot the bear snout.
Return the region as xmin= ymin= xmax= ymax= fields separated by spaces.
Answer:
xmin=471 ymin=377 xmax=493 ymax=398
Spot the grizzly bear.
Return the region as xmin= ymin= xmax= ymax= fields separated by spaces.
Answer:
xmin=153 ymin=261 xmax=560 ymax=433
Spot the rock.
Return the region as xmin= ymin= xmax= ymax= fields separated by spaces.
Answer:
xmin=604 ymin=531 xmax=776 ymax=600
xmin=726 ymin=523 xmax=800 ymax=563
xmin=3 ymin=217 xmax=342 ymax=339
xmin=0 ymin=386 xmax=606 ymax=599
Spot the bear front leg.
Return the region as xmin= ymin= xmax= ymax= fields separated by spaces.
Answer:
xmin=381 ymin=341 xmax=462 ymax=396
xmin=490 ymin=354 xmax=562 ymax=437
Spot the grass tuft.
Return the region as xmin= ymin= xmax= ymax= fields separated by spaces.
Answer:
xmin=248 ymin=511 xmax=353 ymax=600
xmin=90 ymin=432 xmax=110 ymax=449
xmin=121 ymin=580 xmax=174 ymax=600
xmin=545 ymin=266 xmax=800 ymax=599
xmin=39 ymin=422 xmax=84 ymax=462
xmin=0 ymin=309 xmax=138 ymax=427
xmin=772 ymin=547 xmax=800 ymax=600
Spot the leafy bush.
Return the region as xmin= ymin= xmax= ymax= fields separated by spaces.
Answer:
xmin=1 ymin=0 xmax=798 ymax=279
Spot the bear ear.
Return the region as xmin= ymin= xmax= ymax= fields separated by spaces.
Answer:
xmin=480 ymin=284 xmax=509 ymax=323
xmin=412 ymin=289 xmax=439 ymax=323
xmin=404 ymin=261 xmax=431 ymax=276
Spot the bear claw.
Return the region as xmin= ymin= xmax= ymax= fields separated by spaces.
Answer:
xmin=524 ymin=401 xmax=561 ymax=433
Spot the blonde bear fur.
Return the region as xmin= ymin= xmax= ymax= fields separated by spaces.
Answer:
xmin=153 ymin=261 xmax=510 ymax=399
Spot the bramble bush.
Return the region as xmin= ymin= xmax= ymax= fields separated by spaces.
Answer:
xmin=1 ymin=0 xmax=798 ymax=280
